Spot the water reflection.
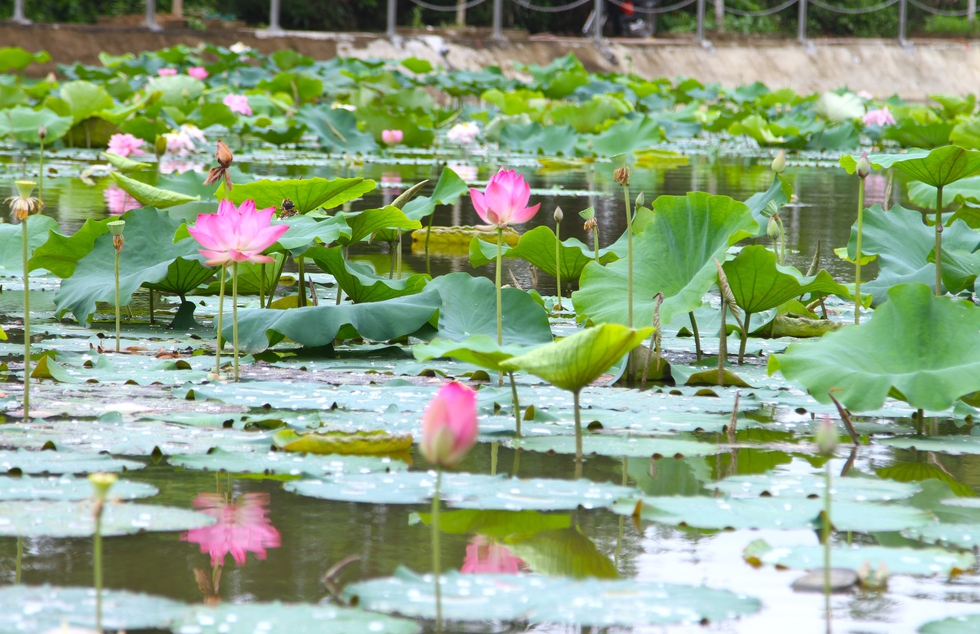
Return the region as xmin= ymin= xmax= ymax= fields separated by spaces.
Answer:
xmin=182 ymin=492 xmax=281 ymax=568
xmin=103 ymin=185 xmax=139 ymax=216
xmin=461 ymin=535 xmax=526 ymax=575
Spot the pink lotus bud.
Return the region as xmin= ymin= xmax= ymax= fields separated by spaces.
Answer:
xmin=188 ymin=66 xmax=209 ymax=80
xmin=815 ymin=417 xmax=840 ymax=457
xmin=856 ymin=152 xmax=871 ymax=179
xmin=381 ymin=129 xmax=404 ymax=145
xmin=469 ymin=168 xmax=541 ymax=228
xmin=157 ymin=68 xmax=177 ymax=77
xmin=420 ymin=382 xmax=478 ymax=469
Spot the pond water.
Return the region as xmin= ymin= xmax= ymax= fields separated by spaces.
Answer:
xmin=0 ymin=147 xmax=975 ymax=634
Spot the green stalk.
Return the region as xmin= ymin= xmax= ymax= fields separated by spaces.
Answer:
xmin=573 ymin=389 xmax=582 ymax=479
xmin=624 ymin=186 xmax=633 ymax=329
xmin=214 ymin=264 xmax=226 ymax=378
xmin=94 ymin=509 xmax=104 ymax=634
xmin=38 ymin=139 xmax=44 ymax=206
xmin=935 ymin=184 xmax=945 ymax=296
xmin=232 ymin=262 xmax=239 ymax=382
xmin=854 ymin=178 xmax=865 ymax=324
xmin=431 ymin=468 xmax=443 ymax=633
xmin=259 ymin=263 xmax=266 ymax=309
xmin=22 ymin=217 xmax=29 ymax=419
xmin=114 ymin=247 xmax=121 ymax=353
xmin=297 ymin=256 xmax=306 ymax=307
xmin=823 ymin=458 xmax=832 ymax=620
xmin=555 ymin=221 xmax=562 ymax=311
xmin=738 ymin=312 xmax=752 ymax=365
xmin=396 ymin=231 xmax=403 ymax=280
xmin=508 ymin=371 xmax=522 ymax=437
xmin=15 ymin=536 xmax=22 ymax=584
xmin=615 ymin=456 xmax=627 ymax=568
xmin=495 ymin=226 xmax=503 ymax=387
xmin=777 ymin=215 xmax=786 ymax=266
xmin=688 ymin=312 xmax=702 ymax=362
xmin=490 ymin=442 xmax=498 ymax=476
xmin=592 ymin=227 xmax=600 ymax=264
xmin=425 ymin=212 xmax=435 ymax=277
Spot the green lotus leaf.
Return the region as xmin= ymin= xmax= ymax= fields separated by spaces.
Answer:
xmin=424 ymin=272 xmax=554 ymax=346
xmin=507 ymin=527 xmax=618 ymax=578
xmin=0 ymin=85 xmax=28 ymax=109
xmin=216 ymin=176 xmax=375 ymax=215
xmin=173 ymin=603 xmax=420 ymax=634
xmin=272 ymin=429 xmax=414 ymax=455
xmin=0 ymin=106 xmax=73 ymax=143
xmin=0 ymin=499 xmax=214 ymax=537
xmin=344 ymin=567 xmax=761 ymax=627
xmin=814 ymin=91 xmax=865 ymax=121
xmin=412 ymin=509 xmax=571 ymax=538
xmin=296 ymin=105 xmax=378 ymax=153
xmin=413 ymin=335 xmax=531 ymax=374
xmin=920 ymin=614 xmax=980 ymax=633
xmin=396 ymin=166 xmax=469 ymax=227
xmin=224 ymin=287 xmax=443 ymax=352
xmin=842 ymin=205 xmax=980 ymax=303
xmin=110 ymin=172 xmax=200 ymax=209
xmin=616 ymin=496 xmax=934 ymax=532
xmin=0 ymin=214 xmax=58 ymax=276
xmin=723 ymin=245 xmax=850 ymax=317
xmin=743 ymin=174 xmax=792 ymax=237
xmin=469 ymin=225 xmax=618 ymax=282
xmin=840 ymin=146 xmax=980 ymax=187
xmin=307 ymin=245 xmax=429 ymax=303
xmin=879 ymin=436 xmax=980 ymax=456
xmin=0 ymin=47 xmax=52 ymax=72
xmin=883 ymin=120 xmax=956 ymax=148
xmin=0 ymin=475 xmax=157 ymax=501
xmin=713 ymin=472 xmax=919 ymax=501
xmin=573 ymin=192 xmax=757 ymax=328
xmin=509 ymin=435 xmax=722 ymax=458
xmin=589 ymin=115 xmax=663 ymax=156
xmin=0 ymin=585 xmax=185 ymax=633
xmin=102 ymin=151 xmax=151 ymax=172
xmin=59 ymin=80 xmax=114 ymax=125
xmin=499 ymin=122 xmax=578 ymax=155
xmin=336 ymin=205 xmax=422 ymax=246
xmin=267 ymin=214 xmax=351 ymax=257
xmin=769 ymin=283 xmax=980 ymax=411
xmin=0 ymin=449 xmax=143 ymax=475
xmin=144 ymin=74 xmax=204 ymax=107
xmin=744 ymin=540 xmax=973 ymax=577
xmin=501 ymin=324 xmax=652 ymax=393
xmin=878 ymin=462 xmax=977 ymax=497
xmin=907 ymin=176 xmax=980 ymax=209
xmin=170 ymin=448 xmax=405 ymax=477
xmin=55 ymin=207 xmax=212 ymax=324
xmin=951 ymin=117 xmax=980 ymax=150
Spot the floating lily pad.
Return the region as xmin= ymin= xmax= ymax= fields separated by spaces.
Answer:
xmin=905 ymin=524 xmax=980 ymax=549
xmin=286 ymin=472 xmax=637 ymax=511
xmin=510 ymin=435 xmax=722 ymax=458
xmin=0 ymin=475 xmax=157 ymax=501
xmin=0 ymin=449 xmax=143 ymax=475
xmin=170 ymin=449 xmax=405 ymax=477
xmin=0 ymin=585 xmax=186 ymax=632
xmin=920 ymin=614 xmax=980 ymax=633
xmin=744 ymin=539 xmax=974 ymax=576
xmin=879 ymin=435 xmax=980 ymax=456
xmin=713 ymin=473 xmax=919 ymax=502
xmin=172 ymin=603 xmax=420 ymax=634
xmin=272 ymin=429 xmax=414 ymax=455
xmin=0 ymin=499 xmax=214 ymax=537
xmin=344 ymin=567 xmax=761 ymax=627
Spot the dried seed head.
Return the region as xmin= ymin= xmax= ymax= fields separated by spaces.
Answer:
xmin=113 ymin=234 xmax=125 ymax=253
xmin=215 ymin=140 xmax=233 ymax=168
xmin=613 ymin=166 xmax=631 ymax=186
xmin=584 ymin=217 xmax=597 ymax=231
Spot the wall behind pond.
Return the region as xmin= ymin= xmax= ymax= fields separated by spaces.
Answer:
xmin=2 ymin=23 xmax=976 ymax=100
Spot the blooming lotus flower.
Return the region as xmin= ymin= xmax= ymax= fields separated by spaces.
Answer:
xmin=461 ymin=536 xmax=525 ymax=574
xmin=470 ymin=168 xmax=540 ymax=228
xmin=381 ymin=129 xmax=403 ymax=145
xmin=447 ymin=122 xmax=479 ymax=145
xmin=107 ymin=133 xmax=145 ymax=158
xmin=103 ymin=185 xmax=140 ymax=216
xmin=421 ymin=382 xmax=478 ymax=469
xmin=857 ymin=90 xmax=874 ymax=100
xmin=182 ymin=492 xmax=281 ymax=567
xmin=188 ymin=66 xmax=209 ymax=80
xmin=223 ymin=94 xmax=252 ymax=116
xmin=157 ymin=68 xmax=177 ymax=77
xmin=159 ymin=159 xmax=205 ymax=175
xmin=229 ymin=42 xmax=250 ymax=55
xmin=447 ymin=163 xmax=478 ymax=182
xmin=188 ymin=199 xmax=288 ymax=267
xmin=180 ymin=124 xmax=207 ymax=144
xmin=862 ymin=107 xmax=896 ymax=127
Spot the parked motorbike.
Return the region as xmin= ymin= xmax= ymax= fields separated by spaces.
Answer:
xmin=582 ymin=0 xmax=659 ymax=38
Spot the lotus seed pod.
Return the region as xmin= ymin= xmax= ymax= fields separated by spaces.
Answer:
xmin=15 ymin=181 xmax=35 ymax=199
xmin=88 ymin=472 xmax=118 ymax=502
xmin=107 ymin=220 xmax=126 ymax=236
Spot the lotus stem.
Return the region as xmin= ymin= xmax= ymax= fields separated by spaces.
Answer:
xmin=935 ymin=184 xmax=944 ymax=296
xmin=396 ymin=231 xmax=403 ymax=280
xmin=495 ymin=226 xmax=504 ymax=387
xmin=215 ymin=263 xmax=227 ymax=378
xmin=823 ymin=457 xmax=832 ymax=626
xmin=37 ymin=139 xmax=44 ymax=206
xmin=555 ymin=221 xmax=562 ymax=312
xmin=114 ymin=247 xmax=121 ymax=353
xmin=15 ymin=536 xmax=22 ymax=583
xmin=490 ymin=442 xmax=498 ymax=476
xmin=22 ymin=216 xmax=29 ymax=419
xmin=297 ymin=256 xmax=306 ymax=307
xmin=573 ymin=389 xmax=583 ymax=479
xmin=149 ymin=290 xmax=154 ymax=325
xmin=259 ymin=263 xmax=266 ymax=309
xmin=719 ymin=302 xmax=727 ymax=386
xmin=389 ymin=243 xmax=396 ymax=280
xmin=94 ymin=503 xmax=104 ymax=634
xmin=431 ymin=468 xmax=443 ymax=633
xmin=232 ymin=262 xmax=239 ymax=382
xmin=738 ymin=312 xmax=752 ymax=365
xmin=777 ymin=215 xmax=786 ymax=266
xmin=854 ymin=178 xmax=865 ymax=324
xmin=623 ymin=186 xmax=634 ymax=330
xmin=592 ymin=226 xmax=600 ymax=264
xmin=615 ymin=456 xmax=627 ymax=569
xmin=511 ymin=448 xmax=521 ymax=477
xmin=689 ymin=312 xmax=702 ymax=362
xmin=508 ymin=371 xmax=521 ymax=437
xmin=425 ymin=212 xmax=435 ymax=277
xmin=641 ymin=293 xmax=663 ymax=391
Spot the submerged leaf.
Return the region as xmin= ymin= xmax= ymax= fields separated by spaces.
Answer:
xmin=272 ymin=429 xmax=413 ymax=455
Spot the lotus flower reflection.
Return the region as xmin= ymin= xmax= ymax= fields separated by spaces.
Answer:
xmin=182 ymin=492 xmax=281 ymax=567
xmin=461 ymin=536 xmax=526 ymax=574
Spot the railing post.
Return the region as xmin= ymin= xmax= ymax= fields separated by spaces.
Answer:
xmin=492 ymin=0 xmax=504 ymax=39
xmin=898 ymin=0 xmax=908 ymax=45
xmin=970 ymin=0 xmax=976 ymax=23
xmin=268 ymin=0 xmax=282 ymax=32
xmin=12 ymin=0 xmax=31 ymax=24
xmin=387 ymin=0 xmax=398 ymax=37
xmin=146 ymin=0 xmax=162 ymax=31
xmin=593 ymin=0 xmax=603 ymax=44
xmin=172 ymin=0 xmax=183 ymax=19
xmin=797 ymin=0 xmax=807 ymax=42
xmin=696 ymin=0 xmax=706 ymax=44
xmin=456 ymin=0 xmax=466 ymax=27
xmin=715 ymin=0 xmax=724 ymax=32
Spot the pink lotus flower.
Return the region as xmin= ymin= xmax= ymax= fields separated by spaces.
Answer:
xmin=863 ymin=107 xmax=896 ymax=127
xmin=103 ymin=185 xmax=140 ymax=216
xmin=164 ymin=131 xmax=196 ymax=157
xmin=447 ymin=122 xmax=479 ymax=145
xmin=421 ymin=382 xmax=478 ymax=469
xmin=381 ymin=129 xmax=404 ymax=145
xmin=157 ymin=68 xmax=177 ymax=77
xmin=182 ymin=492 xmax=281 ymax=567
xmin=223 ymin=94 xmax=252 ymax=116
xmin=107 ymin=133 xmax=145 ymax=158
xmin=857 ymin=90 xmax=874 ymax=100
xmin=188 ymin=66 xmax=209 ymax=80
xmin=461 ymin=536 xmax=526 ymax=574
xmin=159 ymin=159 xmax=205 ymax=175
xmin=470 ymin=168 xmax=540 ymax=228
xmin=188 ymin=199 xmax=288 ymax=267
